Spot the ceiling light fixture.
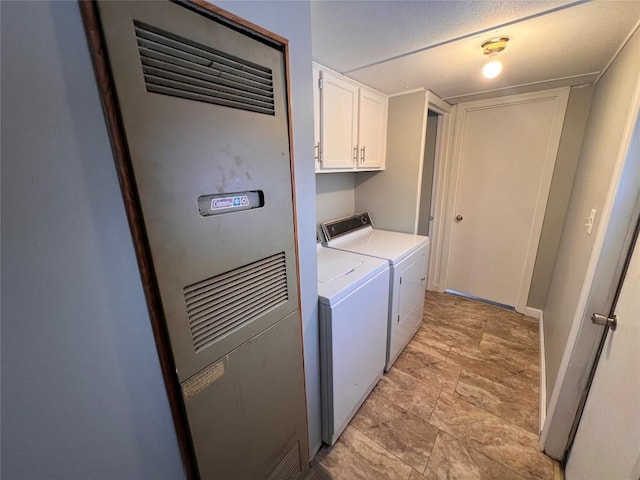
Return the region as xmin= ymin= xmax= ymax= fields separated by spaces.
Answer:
xmin=481 ymin=37 xmax=509 ymax=79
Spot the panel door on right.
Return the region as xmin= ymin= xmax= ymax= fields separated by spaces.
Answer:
xmin=446 ymin=89 xmax=568 ymax=309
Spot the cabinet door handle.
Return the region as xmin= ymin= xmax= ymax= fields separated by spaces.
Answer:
xmin=360 ymin=146 xmax=366 ymax=163
xmin=314 ymin=142 xmax=320 ymax=162
xmin=353 ymin=145 xmax=358 ymax=164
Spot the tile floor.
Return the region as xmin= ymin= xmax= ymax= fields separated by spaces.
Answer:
xmin=309 ymin=291 xmax=556 ymax=480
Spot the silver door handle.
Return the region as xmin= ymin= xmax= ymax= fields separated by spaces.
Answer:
xmin=353 ymin=145 xmax=358 ymax=163
xmin=360 ymin=146 xmax=366 ymax=163
xmin=455 ymin=215 xmax=464 ymax=222
xmin=314 ymin=142 xmax=320 ymax=161
xmin=591 ymin=313 xmax=617 ymax=330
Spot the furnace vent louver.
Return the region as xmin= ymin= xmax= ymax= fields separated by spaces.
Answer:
xmin=267 ymin=441 xmax=302 ymax=480
xmin=184 ymin=253 xmax=288 ymax=353
xmin=134 ymin=21 xmax=275 ymax=115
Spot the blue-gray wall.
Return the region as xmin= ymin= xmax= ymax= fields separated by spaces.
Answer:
xmin=0 ymin=2 xmax=176 ymax=478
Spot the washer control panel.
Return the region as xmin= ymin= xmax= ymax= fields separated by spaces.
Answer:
xmin=322 ymin=212 xmax=372 ymax=241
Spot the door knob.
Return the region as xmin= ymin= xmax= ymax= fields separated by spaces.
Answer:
xmin=455 ymin=215 xmax=464 ymax=222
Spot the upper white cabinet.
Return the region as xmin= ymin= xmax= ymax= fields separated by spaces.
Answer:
xmin=318 ymin=68 xmax=359 ymax=169
xmin=314 ymin=63 xmax=387 ymax=173
xmin=358 ymin=87 xmax=387 ymax=169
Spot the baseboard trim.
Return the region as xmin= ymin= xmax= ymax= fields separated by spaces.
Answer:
xmin=309 ymin=441 xmax=322 ymax=461
xmin=539 ymin=310 xmax=547 ymax=440
xmin=525 ymin=306 xmax=543 ymax=319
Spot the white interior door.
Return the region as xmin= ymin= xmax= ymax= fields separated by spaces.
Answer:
xmin=446 ymin=89 xmax=568 ymax=310
xmin=564 ymin=230 xmax=640 ymax=479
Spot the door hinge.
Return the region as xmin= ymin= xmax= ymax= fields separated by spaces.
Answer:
xmin=400 ymin=277 xmax=402 ymax=285
xmin=397 ymin=314 xmax=400 ymax=324
xmin=591 ymin=313 xmax=618 ymax=330
xmin=318 ymin=77 xmax=323 ymax=89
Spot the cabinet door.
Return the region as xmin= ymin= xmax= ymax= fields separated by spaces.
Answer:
xmin=313 ymin=65 xmax=321 ymax=170
xmin=358 ymin=88 xmax=387 ymax=169
xmin=320 ymin=70 xmax=359 ymax=169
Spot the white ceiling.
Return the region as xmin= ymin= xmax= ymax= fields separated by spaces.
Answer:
xmin=311 ymin=1 xmax=640 ymax=103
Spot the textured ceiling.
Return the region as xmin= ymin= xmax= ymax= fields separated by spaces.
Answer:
xmin=311 ymin=0 xmax=640 ymax=102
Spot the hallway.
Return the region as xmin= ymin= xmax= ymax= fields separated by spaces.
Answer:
xmin=311 ymin=291 xmax=557 ymax=479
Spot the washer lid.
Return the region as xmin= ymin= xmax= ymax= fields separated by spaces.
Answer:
xmin=317 ymin=246 xmax=388 ymax=306
xmin=318 ymin=256 xmax=363 ymax=283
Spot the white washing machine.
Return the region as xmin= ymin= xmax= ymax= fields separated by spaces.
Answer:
xmin=317 ymin=242 xmax=389 ymax=445
xmin=322 ymin=213 xmax=430 ymax=371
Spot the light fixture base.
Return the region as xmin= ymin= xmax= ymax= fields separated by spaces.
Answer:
xmin=482 ymin=37 xmax=510 ymax=55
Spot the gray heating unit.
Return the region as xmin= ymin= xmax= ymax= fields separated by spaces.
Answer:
xmin=93 ymin=1 xmax=308 ymax=478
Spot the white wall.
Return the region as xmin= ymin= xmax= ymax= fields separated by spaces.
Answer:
xmin=1 ymin=2 xmax=184 ymax=478
xmin=212 ymin=0 xmax=321 ymax=457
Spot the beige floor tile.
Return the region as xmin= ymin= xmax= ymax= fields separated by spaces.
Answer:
xmin=410 ymin=469 xmax=428 ymax=479
xmin=424 ymin=431 xmax=527 ymax=480
xmin=351 ymin=390 xmax=439 ymax=472
xmin=420 ymin=321 xmax=483 ymax=350
xmin=428 ymin=307 xmax=487 ymax=328
xmin=429 ymin=393 xmax=554 ymax=480
xmin=424 ymin=292 xmax=491 ymax=323
xmin=395 ymin=340 xmax=448 ymax=366
xmin=425 ymin=310 xmax=486 ymax=343
xmin=483 ymin=307 xmax=524 ymax=327
xmin=425 ymin=291 xmax=458 ymax=308
xmin=447 ymin=334 xmax=537 ymax=385
xmin=412 ymin=325 xmax=453 ymax=354
xmin=374 ymin=367 xmax=439 ymax=420
xmin=521 ymin=316 xmax=539 ymax=333
xmin=484 ymin=317 xmax=539 ymax=352
xmin=455 ymin=370 xmax=539 ymax=434
xmin=394 ymin=343 xmax=461 ymax=395
xmin=409 ymin=334 xmax=451 ymax=359
xmin=315 ymin=426 xmax=413 ymax=480
xmin=480 ymin=332 xmax=539 ymax=361
xmin=448 ymin=302 xmax=493 ymax=320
